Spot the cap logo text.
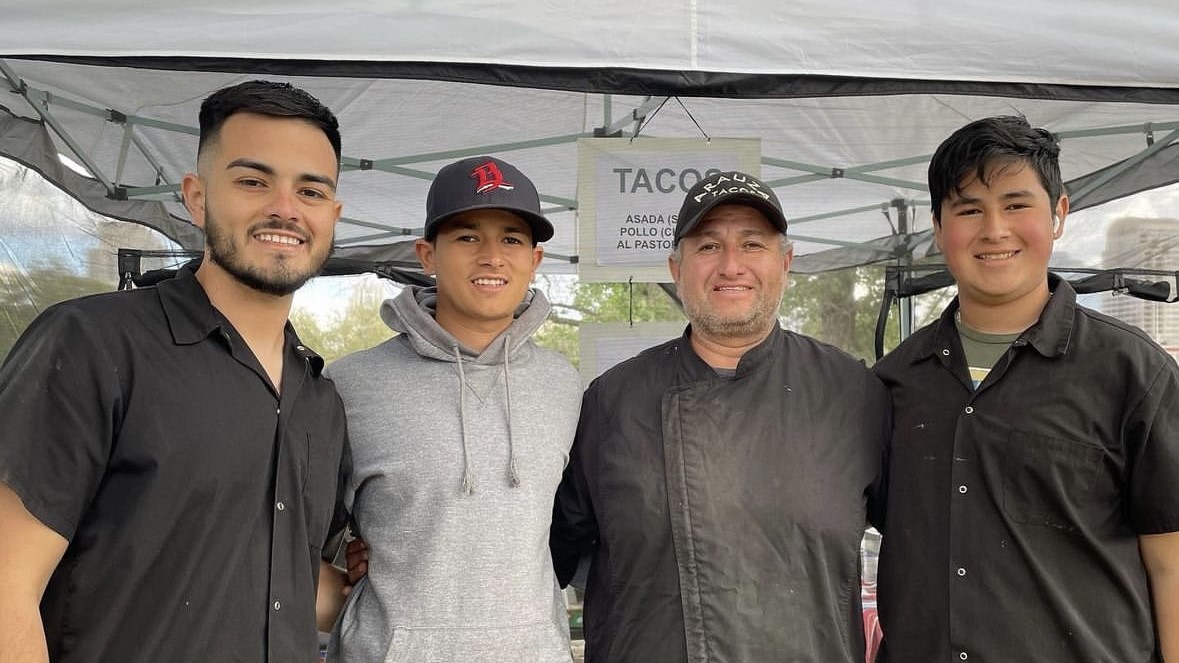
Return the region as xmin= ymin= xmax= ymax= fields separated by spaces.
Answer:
xmin=471 ymin=161 xmax=515 ymax=195
xmin=693 ymin=172 xmax=770 ymax=203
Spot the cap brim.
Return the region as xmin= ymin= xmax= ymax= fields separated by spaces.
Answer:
xmin=426 ymin=204 xmax=555 ymax=243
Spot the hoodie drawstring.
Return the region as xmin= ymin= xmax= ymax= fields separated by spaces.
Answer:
xmin=454 ymin=346 xmax=476 ymax=496
xmin=453 ymin=340 xmax=521 ymax=496
xmin=504 ymin=334 xmax=521 ymax=487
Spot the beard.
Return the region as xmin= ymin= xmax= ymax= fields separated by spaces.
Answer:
xmin=683 ymin=287 xmax=782 ymax=341
xmin=203 ymin=210 xmax=333 ymax=297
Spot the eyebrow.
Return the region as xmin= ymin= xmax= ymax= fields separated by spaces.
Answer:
xmin=948 ymin=189 xmax=1036 ymax=207
xmin=226 ymin=158 xmax=337 ymax=190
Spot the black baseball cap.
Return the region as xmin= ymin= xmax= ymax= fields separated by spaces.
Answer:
xmin=424 ymin=156 xmax=554 ymax=243
xmin=674 ymin=171 xmax=787 ymax=244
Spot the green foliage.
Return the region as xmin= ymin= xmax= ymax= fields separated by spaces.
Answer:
xmin=0 ymin=264 xmax=944 ymax=371
xmin=0 ymin=265 xmax=400 ymax=368
xmin=290 ymin=284 xmax=395 ymax=364
xmin=570 ymin=281 xmax=685 ymax=324
xmin=280 ymin=267 xmax=949 ymax=369
xmin=0 ymin=264 xmax=113 ymax=364
xmin=532 ymin=318 xmax=581 ymax=368
xmin=784 ymin=267 xmax=892 ymax=363
xmin=533 ymin=279 xmax=686 ymax=366
xmin=535 ymin=267 xmax=951 ymax=367
xmin=785 ymin=266 xmax=954 ymax=363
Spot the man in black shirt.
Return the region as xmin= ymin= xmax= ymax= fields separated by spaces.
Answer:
xmin=552 ymin=171 xmax=889 ymax=662
xmin=875 ymin=116 xmax=1179 ymax=661
xmin=0 ymin=81 xmax=348 ymax=663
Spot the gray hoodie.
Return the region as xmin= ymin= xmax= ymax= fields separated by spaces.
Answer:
xmin=326 ymin=285 xmax=581 ymax=663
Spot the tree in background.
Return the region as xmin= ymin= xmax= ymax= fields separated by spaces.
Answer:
xmin=277 ymin=266 xmax=947 ymax=369
xmin=565 ymin=280 xmax=684 ymax=324
xmin=0 ymin=263 xmax=113 ymax=364
xmin=531 ymin=267 xmax=926 ymax=367
xmin=0 ymin=265 xmax=400 ymax=368
xmin=532 ymin=318 xmax=580 ymax=369
xmin=785 ymin=267 xmax=896 ymax=363
xmin=785 ymin=266 xmax=953 ymax=363
xmin=0 ymin=266 xmax=901 ymax=371
xmin=531 ymin=276 xmax=686 ymax=369
xmin=291 ymin=280 xmax=396 ymax=364
xmin=784 ymin=268 xmax=866 ymax=356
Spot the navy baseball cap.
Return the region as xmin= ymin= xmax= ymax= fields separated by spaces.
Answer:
xmin=674 ymin=171 xmax=787 ymax=244
xmin=424 ymin=156 xmax=554 ymax=243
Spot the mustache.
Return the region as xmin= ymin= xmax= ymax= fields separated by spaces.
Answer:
xmin=248 ymin=219 xmax=310 ymax=243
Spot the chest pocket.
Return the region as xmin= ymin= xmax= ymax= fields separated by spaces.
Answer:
xmin=292 ymin=421 xmax=344 ymax=547
xmin=1002 ymin=430 xmax=1103 ymax=532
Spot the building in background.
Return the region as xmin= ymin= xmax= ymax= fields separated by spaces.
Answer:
xmin=1100 ymin=217 xmax=1179 ymax=361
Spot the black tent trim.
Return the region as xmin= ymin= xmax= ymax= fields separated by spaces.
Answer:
xmin=13 ymin=55 xmax=1179 ymax=103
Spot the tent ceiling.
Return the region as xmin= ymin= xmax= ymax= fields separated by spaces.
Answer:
xmin=3 ymin=2 xmax=1179 ymax=275
xmin=7 ymin=1 xmax=1179 ymax=90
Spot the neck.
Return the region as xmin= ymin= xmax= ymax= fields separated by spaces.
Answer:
xmin=434 ymin=309 xmax=512 ymax=354
xmin=957 ymin=282 xmax=1051 ymax=335
xmin=195 ymin=261 xmax=292 ymax=353
xmin=689 ymin=324 xmax=774 ymax=370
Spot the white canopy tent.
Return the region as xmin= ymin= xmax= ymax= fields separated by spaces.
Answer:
xmin=2 ymin=1 xmax=1179 ymax=282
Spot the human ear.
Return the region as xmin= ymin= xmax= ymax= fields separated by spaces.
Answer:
xmin=180 ymin=172 xmax=206 ymax=228
xmin=414 ymin=238 xmax=437 ymax=275
xmin=1052 ymin=195 xmax=1069 ymax=239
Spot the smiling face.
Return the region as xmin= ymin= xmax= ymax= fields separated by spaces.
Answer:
xmin=669 ymin=204 xmax=792 ymax=347
xmin=182 ymin=112 xmax=342 ymax=297
xmin=936 ymin=159 xmax=1067 ymax=321
xmin=415 ymin=208 xmax=544 ymax=343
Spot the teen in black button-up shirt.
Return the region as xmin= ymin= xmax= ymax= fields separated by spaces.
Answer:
xmin=875 ymin=116 xmax=1179 ymax=662
xmin=877 ymin=278 xmax=1179 ymax=662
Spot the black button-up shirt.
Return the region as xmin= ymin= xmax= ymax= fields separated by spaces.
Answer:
xmin=553 ymin=325 xmax=890 ymax=663
xmin=0 ymin=266 xmax=347 ymax=663
xmin=874 ymin=277 xmax=1179 ymax=662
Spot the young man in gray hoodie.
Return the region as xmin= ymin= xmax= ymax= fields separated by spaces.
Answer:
xmin=325 ymin=156 xmax=582 ymax=662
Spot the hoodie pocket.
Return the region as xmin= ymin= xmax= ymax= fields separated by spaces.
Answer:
xmin=385 ymin=621 xmax=571 ymax=663
xmin=327 ymin=576 xmax=383 ymax=662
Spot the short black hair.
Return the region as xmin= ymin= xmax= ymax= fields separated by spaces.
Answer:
xmin=197 ymin=80 xmax=341 ymax=164
xmin=928 ymin=115 xmax=1062 ymax=223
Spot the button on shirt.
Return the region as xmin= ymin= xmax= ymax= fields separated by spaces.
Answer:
xmin=0 ymin=266 xmax=348 ymax=663
xmin=873 ymin=277 xmax=1179 ymax=662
